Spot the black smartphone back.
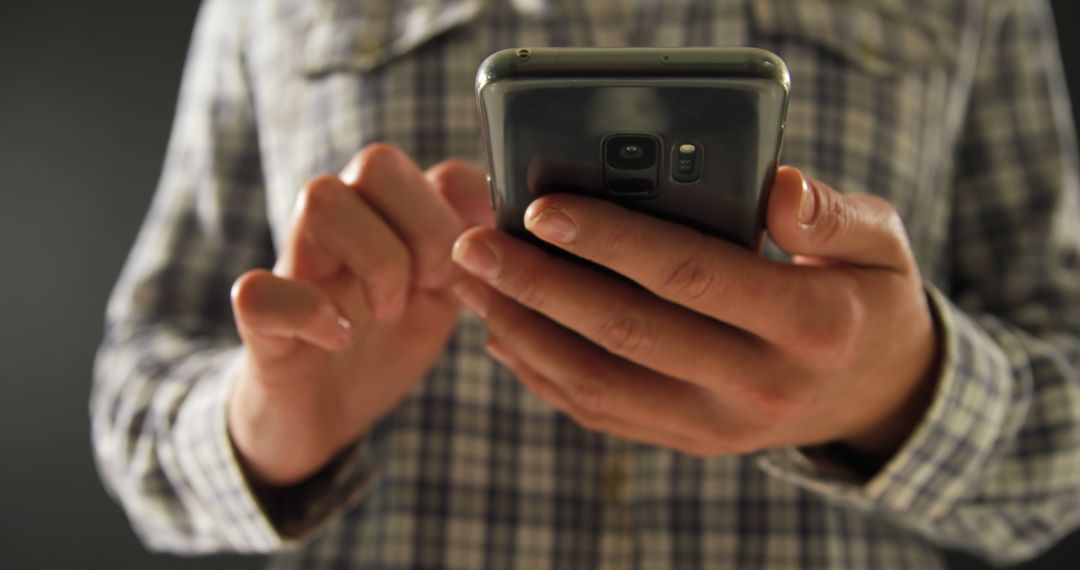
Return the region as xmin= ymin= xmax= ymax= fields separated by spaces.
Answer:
xmin=475 ymin=47 xmax=790 ymax=251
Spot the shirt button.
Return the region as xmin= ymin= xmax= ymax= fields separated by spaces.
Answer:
xmin=361 ymin=37 xmax=383 ymax=56
xmin=602 ymin=457 xmax=629 ymax=502
xmin=859 ymin=37 xmax=879 ymax=59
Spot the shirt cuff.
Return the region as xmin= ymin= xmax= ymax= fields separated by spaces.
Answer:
xmin=758 ymin=284 xmax=1016 ymax=522
xmin=172 ymin=350 xmax=378 ymax=550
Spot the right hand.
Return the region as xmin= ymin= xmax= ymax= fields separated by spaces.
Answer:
xmin=227 ymin=144 xmax=491 ymax=486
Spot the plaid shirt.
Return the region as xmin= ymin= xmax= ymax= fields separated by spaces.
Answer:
xmin=92 ymin=0 xmax=1080 ymax=568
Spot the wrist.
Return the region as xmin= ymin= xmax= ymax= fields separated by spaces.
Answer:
xmin=839 ymin=297 xmax=944 ymax=468
xmin=837 ymin=373 xmax=935 ymax=469
xmin=227 ymin=358 xmax=358 ymax=487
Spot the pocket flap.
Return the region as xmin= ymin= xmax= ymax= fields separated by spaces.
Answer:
xmin=752 ymin=0 xmax=959 ymax=74
xmin=303 ymin=0 xmax=483 ymax=76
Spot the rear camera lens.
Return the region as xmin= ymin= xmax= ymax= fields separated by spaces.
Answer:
xmin=605 ymin=136 xmax=658 ymax=171
xmin=619 ymin=145 xmax=644 ymax=160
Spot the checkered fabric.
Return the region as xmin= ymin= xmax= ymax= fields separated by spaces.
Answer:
xmin=92 ymin=0 xmax=1080 ymax=568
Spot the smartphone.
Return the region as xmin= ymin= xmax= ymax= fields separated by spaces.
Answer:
xmin=475 ymin=47 xmax=789 ymax=252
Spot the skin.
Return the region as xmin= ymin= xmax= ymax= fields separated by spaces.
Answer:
xmin=451 ymin=165 xmax=940 ymax=466
xmin=228 ymin=145 xmax=938 ymax=486
xmin=228 ymin=144 xmax=491 ymax=486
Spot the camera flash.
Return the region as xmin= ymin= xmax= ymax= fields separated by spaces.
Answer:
xmin=673 ymin=143 xmax=701 ymax=182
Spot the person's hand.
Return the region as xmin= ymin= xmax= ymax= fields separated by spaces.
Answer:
xmin=451 ymin=166 xmax=939 ymax=465
xmin=228 ymin=145 xmax=491 ymax=486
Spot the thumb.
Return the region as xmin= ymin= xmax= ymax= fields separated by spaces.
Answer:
xmin=426 ymin=160 xmax=495 ymax=229
xmin=766 ymin=166 xmax=914 ymax=271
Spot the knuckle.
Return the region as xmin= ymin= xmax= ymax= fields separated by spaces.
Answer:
xmin=882 ymin=211 xmax=914 ymax=262
xmin=659 ymin=250 xmax=719 ymax=303
xmin=832 ymin=289 xmax=864 ymax=349
xmin=349 ymin=143 xmax=407 ymax=189
xmin=513 ymin=273 xmax=549 ymax=308
xmin=366 ymin=247 xmax=411 ymax=288
xmin=351 ymin=231 xmax=410 ymax=285
xmin=591 ymin=221 xmax=635 ymax=266
xmin=784 ymin=279 xmax=862 ymax=362
xmin=427 ymin=159 xmax=477 ymax=192
xmin=855 ymin=193 xmax=910 ymax=246
xmin=594 ymin=308 xmax=657 ymax=358
xmin=564 ymin=375 xmax=611 ymax=417
xmin=745 ymin=381 xmax=802 ymax=423
xmin=881 ymin=208 xmax=905 ymax=236
xmin=819 ymin=193 xmax=856 ymax=245
xmin=785 ymin=312 xmax=836 ymax=354
xmin=297 ymin=175 xmax=344 ymax=216
xmin=230 ymin=269 xmax=274 ymax=313
xmin=813 ymin=290 xmax=863 ymax=363
xmin=358 ymin=142 xmax=407 ymax=163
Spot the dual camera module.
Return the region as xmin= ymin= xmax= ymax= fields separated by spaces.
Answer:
xmin=603 ymin=135 xmax=701 ymax=196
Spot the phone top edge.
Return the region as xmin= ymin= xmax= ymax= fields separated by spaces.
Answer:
xmin=475 ymin=47 xmax=790 ymax=94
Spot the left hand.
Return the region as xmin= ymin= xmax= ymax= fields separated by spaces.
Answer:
xmin=451 ymin=166 xmax=940 ymax=464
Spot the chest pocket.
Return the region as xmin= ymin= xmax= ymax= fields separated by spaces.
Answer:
xmin=263 ymin=0 xmax=487 ymax=238
xmin=292 ymin=0 xmax=486 ymax=155
xmin=751 ymin=0 xmax=959 ymax=75
xmin=302 ymin=0 xmax=484 ymax=76
xmin=750 ymin=0 xmax=962 ymax=227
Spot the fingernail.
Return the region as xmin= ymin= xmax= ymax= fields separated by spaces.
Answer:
xmin=452 ymin=238 xmax=499 ymax=280
xmin=339 ymin=158 xmax=361 ymax=186
xmin=335 ymin=316 xmax=353 ymax=346
xmin=799 ymin=177 xmax=820 ymax=225
xmin=525 ymin=208 xmax=577 ymax=244
xmin=452 ymin=280 xmax=489 ymax=318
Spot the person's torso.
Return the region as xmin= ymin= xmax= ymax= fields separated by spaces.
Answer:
xmin=244 ymin=1 xmax=979 ymax=567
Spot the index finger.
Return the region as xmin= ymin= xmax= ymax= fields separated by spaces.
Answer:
xmin=341 ymin=144 xmax=464 ymax=289
xmin=522 ymin=194 xmax=842 ymax=343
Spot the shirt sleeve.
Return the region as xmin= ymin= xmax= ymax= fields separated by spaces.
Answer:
xmin=90 ymin=0 xmax=374 ymax=553
xmin=759 ymin=0 xmax=1080 ymax=565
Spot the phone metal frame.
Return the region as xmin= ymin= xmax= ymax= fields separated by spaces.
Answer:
xmin=476 ymin=47 xmax=790 ymax=251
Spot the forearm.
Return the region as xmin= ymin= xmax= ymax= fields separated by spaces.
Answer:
xmin=92 ymin=321 xmax=381 ymax=552
xmin=91 ymin=325 xmax=275 ymax=553
xmin=761 ymin=287 xmax=1080 ymax=564
xmin=926 ymin=302 xmax=1080 ymax=560
xmin=88 ymin=0 xmax=377 ymax=549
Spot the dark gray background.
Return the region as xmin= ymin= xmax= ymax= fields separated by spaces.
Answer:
xmin=1 ymin=1 xmax=1078 ymax=568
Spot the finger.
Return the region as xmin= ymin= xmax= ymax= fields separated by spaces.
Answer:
xmin=341 ymin=144 xmax=463 ymax=289
xmin=451 ymin=228 xmax=765 ymax=388
xmin=426 ymin=160 xmax=494 ymax=229
xmin=231 ymin=269 xmax=352 ymax=357
xmin=766 ymin=166 xmax=914 ymax=272
xmin=282 ymin=174 xmax=410 ymax=321
xmin=483 ymin=336 xmax=726 ymax=457
xmin=457 ymin=267 xmax=798 ymax=448
xmin=453 ymin=275 xmax=754 ymax=451
xmin=519 ymin=193 xmax=841 ymax=343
